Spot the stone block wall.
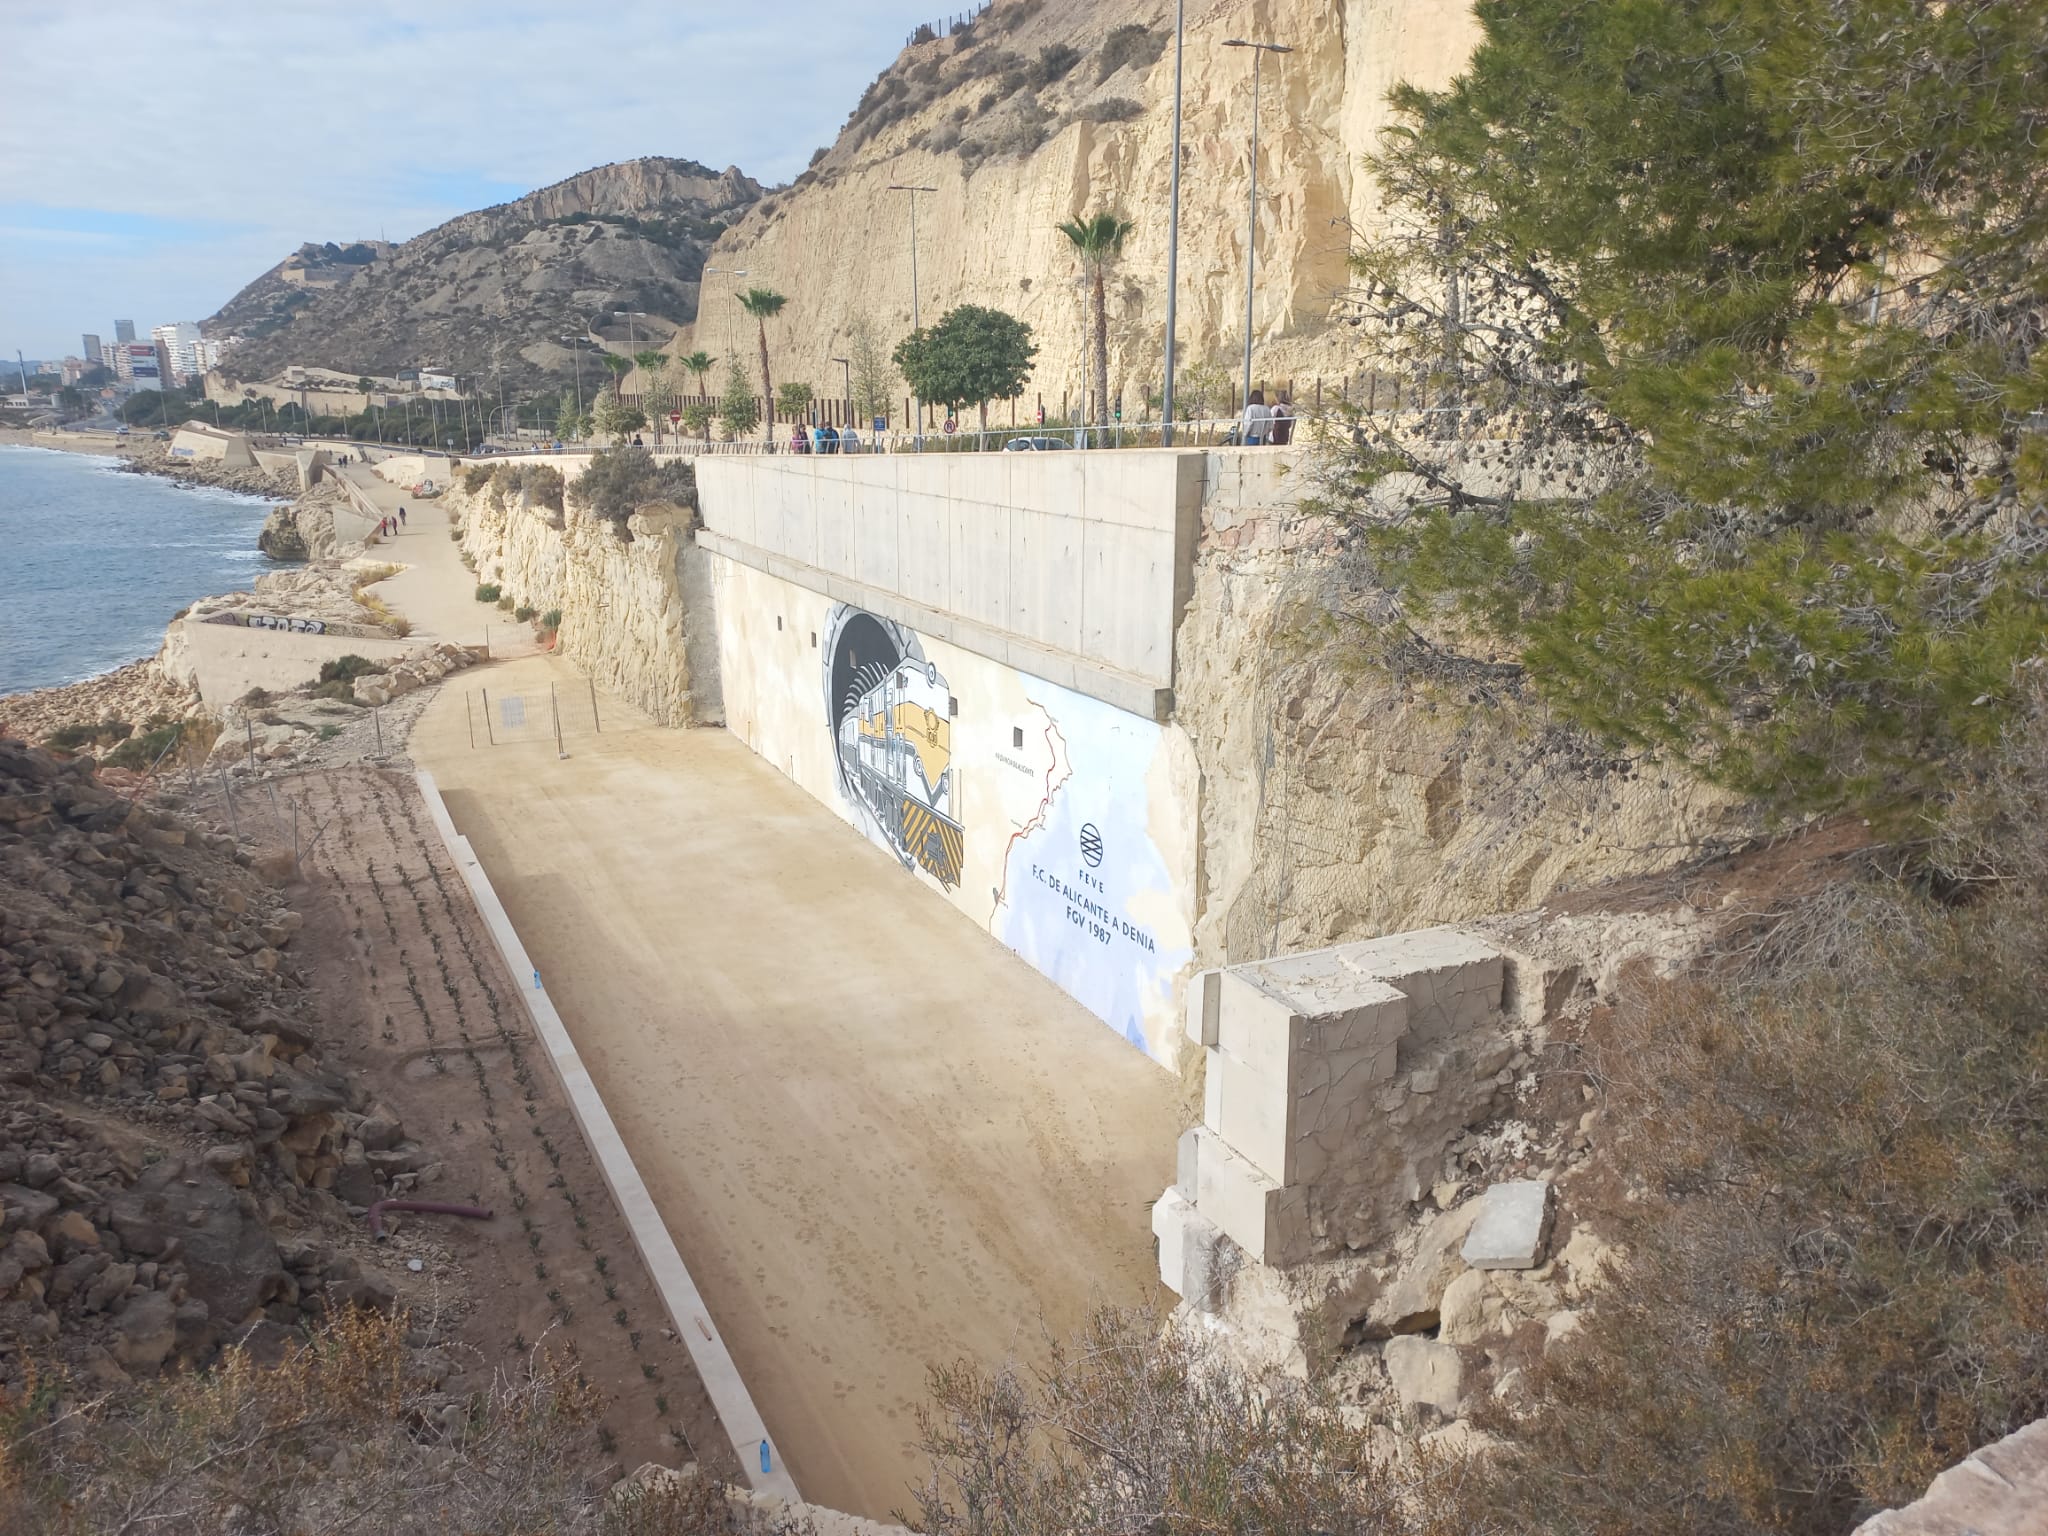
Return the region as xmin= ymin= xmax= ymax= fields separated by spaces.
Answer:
xmin=1161 ymin=926 xmax=1520 ymax=1275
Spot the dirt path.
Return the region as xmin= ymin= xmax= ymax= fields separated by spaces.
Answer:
xmin=270 ymin=762 xmax=735 ymax=1477
xmin=410 ymin=654 xmax=1178 ymax=1518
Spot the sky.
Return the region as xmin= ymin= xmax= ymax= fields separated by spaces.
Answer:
xmin=0 ymin=0 xmax=920 ymax=360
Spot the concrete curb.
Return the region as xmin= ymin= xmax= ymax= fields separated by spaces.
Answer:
xmin=414 ymin=769 xmax=799 ymax=1502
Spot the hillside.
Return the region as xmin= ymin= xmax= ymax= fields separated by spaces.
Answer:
xmin=207 ymin=157 xmax=764 ymax=396
xmin=666 ymin=0 xmax=1479 ymax=415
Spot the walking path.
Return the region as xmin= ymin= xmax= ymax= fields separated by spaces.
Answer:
xmin=388 ymin=549 xmax=1178 ymax=1516
xmin=343 ymin=470 xmax=495 ymax=648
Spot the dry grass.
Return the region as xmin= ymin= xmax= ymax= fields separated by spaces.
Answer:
xmin=1459 ymin=711 xmax=2048 ymax=1533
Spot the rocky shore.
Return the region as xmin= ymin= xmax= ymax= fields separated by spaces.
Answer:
xmin=0 ymin=737 xmax=422 ymax=1381
xmin=113 ymin=441 xmax=296 ymax=499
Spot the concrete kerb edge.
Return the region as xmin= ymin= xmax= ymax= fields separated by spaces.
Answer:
xmin=412 ymin=768 xmax=800 ymax=1502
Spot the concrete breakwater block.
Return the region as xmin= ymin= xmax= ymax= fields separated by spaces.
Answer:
xmin=1461 ymin=1179 xmax=1554 ymax=1270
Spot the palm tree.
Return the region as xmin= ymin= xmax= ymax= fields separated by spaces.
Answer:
xmin=599 ymin=352 xmax=633 ymax=402
xmin=737 ymin=288 xmax=788 ymax=444
xmin=679 ymin=350 xmax=716 ymax=399
xmin=1056 ymin=212 xmax=1134 ymax=432
xmin=633 ymin=349 xmax=667 ymax=444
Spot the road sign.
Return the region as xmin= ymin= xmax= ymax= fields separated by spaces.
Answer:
xmin=668 ymin=412 xmax=681 ymax=425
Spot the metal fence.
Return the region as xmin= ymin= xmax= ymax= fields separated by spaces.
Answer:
xmin=463 ymin=680 xmax=602 ymax=753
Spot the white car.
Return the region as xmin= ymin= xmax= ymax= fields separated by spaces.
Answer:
xmin=1002 ymin=434 xmax=1071 ymax=452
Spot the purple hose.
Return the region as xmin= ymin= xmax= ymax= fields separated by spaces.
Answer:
xmin=367 ymin=1199 xmax=494 ymax=1239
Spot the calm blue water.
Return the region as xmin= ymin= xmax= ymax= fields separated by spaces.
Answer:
xmin=0 ymin=446 xmax=286 ymax=696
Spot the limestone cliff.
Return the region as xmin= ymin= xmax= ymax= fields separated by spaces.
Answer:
xmin=450 ymin=482 xmax=713 ymax=728
xmin=1175 ymin=457 xmax=1753 ymax=965
xmin=672 ymin=0 xmax=1480 ymax=414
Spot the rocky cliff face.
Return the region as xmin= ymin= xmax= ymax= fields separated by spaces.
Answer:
xmin=451 ymin=480 xmax=713 ymax=728
xmin=1174 ymin=457 xmax=1754 ymax=965
xmin=209 ymin=158 xmax=763 ymax=395
xmin=675 ymin=0 xmax=1479 ymax=415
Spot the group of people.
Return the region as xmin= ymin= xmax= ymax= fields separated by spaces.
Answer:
xmin=1236 ymin=390 xmax=1296 ymax=447
xmin=786 ymin=422 xmax=862 ymax=455
xmin=377 ymin=506 xmax=407 ymax=538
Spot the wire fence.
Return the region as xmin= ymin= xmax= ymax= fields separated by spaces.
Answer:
xmin=463 ymin=680 xmax=603 ymax=753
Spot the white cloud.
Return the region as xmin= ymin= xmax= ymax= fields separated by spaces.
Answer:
xmin=0 ymin=0 xmax=913 ymax=354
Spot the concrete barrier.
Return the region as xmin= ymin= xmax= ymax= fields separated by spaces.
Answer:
xmin=413 ymin=770 xmax=799 ymax=1501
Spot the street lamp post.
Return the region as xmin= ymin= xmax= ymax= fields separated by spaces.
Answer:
xmin=1162 ymin=0 xmax=1186 ymax=446
xmin=1223 ymin=37 xmax=1292 ymax=424
xmin=558 ymin=335 xmax=585 ymax=416
xmin=887 ymin=184 xmax=938 ymax=444
xmin=702 ymin=268 xmax=749 ymax=365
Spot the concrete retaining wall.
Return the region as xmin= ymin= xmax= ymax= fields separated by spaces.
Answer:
xmin=414 ymin=770 xmax=798 ymax=1501
xmin=696 ymin=452 xmax=1205 ymax=720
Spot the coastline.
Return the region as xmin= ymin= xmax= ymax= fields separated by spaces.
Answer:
xmin=0 ymin=425 xmax=295 ymax=499
xmin=0 ymin=443 xmax=380 ymax=741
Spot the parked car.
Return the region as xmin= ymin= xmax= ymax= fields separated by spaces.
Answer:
xmin=150 ymin=429 xmax=169 ymax=440
xmin=1001 ymin=435 xmax=1072 ymax=452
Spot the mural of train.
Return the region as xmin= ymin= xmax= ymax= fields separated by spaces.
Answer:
xmin=824 ymin=606 xmax=965 ymax=889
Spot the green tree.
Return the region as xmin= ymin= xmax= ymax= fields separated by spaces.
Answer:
xmin=1055 ymin=211 xmax=1133 ymax=430
xmin=737 ymin=287 xmax=788 ymax=444
xmin=716 ymin=360 xmax=760 ymax=440
xmin=590 ymin=392 xmax=646 ymax=443
xmin=893 ymin=304 xmax=1039 ymax=432
xmin=554 ymin=397 xmax=588 ymax=443
xmin=1324 ymin=0 xmax=2048 ymax=822
xmin=775 ymin=381 xmax=815 ymax=424
xmin=637 ymin=351 xmax=677 ymax=444
xmin=844 ymin=315 xmax=894 ymax=427
xmin=681 ymin=400 xmax=716 ymax=441
xmin=599 ymin=352 xmax=632 ymax=400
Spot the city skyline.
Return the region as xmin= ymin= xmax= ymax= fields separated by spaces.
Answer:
xmin=0 ymin=1 xmax=919 ymax=357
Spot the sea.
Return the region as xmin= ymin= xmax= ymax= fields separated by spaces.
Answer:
xmin=0 ymin=445 xmax=286 ymax=697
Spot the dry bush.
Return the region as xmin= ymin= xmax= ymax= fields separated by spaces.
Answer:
xmin=910 ymin=1306 xmax=1478 ymax=1536
xmin=1 ymin=1310 xmax=612 ymax=1536
xmin=1461 ymin=716 xmax=2048 ymax=1533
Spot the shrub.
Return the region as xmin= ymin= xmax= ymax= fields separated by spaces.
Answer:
xmin=1030 ymin=41 xmax=1080 ymax=87
xmin=317 ymin=654 xmax=379 ymax=684
xmin=1459 ymin=715 xmax=2048 ymax=1532
xmin=475 ymin=582 xmax=501 ymax=603
xmin=317 ymin=723 xmax=342 ymax=741
xmin=541 ymin=608 xmax=563 ymax=632
xmin=911 ymin=1306 xmax=1471 ymax=1534
xmin=44 ymin=720 xmax=131 ymax=752
xmin=514 ymin=604 xmax=537 ymax=622
xmin=0 ymin=1308 xmax=615 ymax=1533
xmin=461 ymin=463 xmax=494 ymax=493
xmin=569 ymin=446 xmax=698 ymax=537
xmin=910 ymin=21 xmax=936 ymax=44
xmin=104 ymin=720 xmax=184 ymax=770
xmin=1083 ymin=96 xmax=1144 ymax=123
xmin=1097 ymin=23 xmax=1165 ymax=81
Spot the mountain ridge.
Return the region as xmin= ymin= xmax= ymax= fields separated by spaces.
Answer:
xmin=207 ymin=156 xmax=764 ymax=395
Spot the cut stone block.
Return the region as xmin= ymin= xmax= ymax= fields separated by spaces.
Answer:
xmin=1175 ymin=1126 xmax=1201 ymax=1199
xmin=1192 ymin=1127 xmax=1309 ymax=1266
xmin=1202 ymin=1046 xmax=1222 ymax=1127
xmin=1218 ymin=960 xmax=1409 ymax=1083
xmin=1152 ymin=1185 xmax=1191 ymax=1295
xmin=1180 ymin=1209 xmax=1230 ymax=1314
xmin=1499 ymin=947 xmax=1584 ymax=1028
xmin=1334 ymin=927 xmax=1505 ymax=1045
xmin=1383 ymin=1335 xmax=1465 ymax=1418
xmin=1461 ymin=1180 xmax=1555 ymax=1270
xmin=1183 ymin=969 xmax=1221 ymax=1048
xmin=1212 ymin=1038 xmax=1398 ymax=1188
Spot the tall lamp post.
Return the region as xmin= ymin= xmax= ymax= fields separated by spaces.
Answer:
xmin=1161 ymin=0 xmax=1186 ymax=445
xmin=831 ymin=356 xmax=852 ymax=424
xmin=887 ymin=183 xmax=937 ymax=445
xmin=558 ymin=335 xmax=586 ymax=417
xmin=702 ymin=267 xmax=749 ymax=363
xmin=1223 ymin=36 xmax=1292 ymax=422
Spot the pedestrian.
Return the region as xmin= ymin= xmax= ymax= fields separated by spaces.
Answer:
xmin=821 ymin=422 xmax=840 ymax=455
xmin=399 ymin=505 xmax=408 ymax=526
xmin=790 ymin=423 xmax=810 ymax=454
xmin=1240 ymin=389 xmax=1271 ymax=447
xmin=840 ymin=424 xmax=861 ymax=454
xmin=632 ymin=433 xmax=644 ymax=447
xmin=1269 ymin=394 xmax=1295 ymax=447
